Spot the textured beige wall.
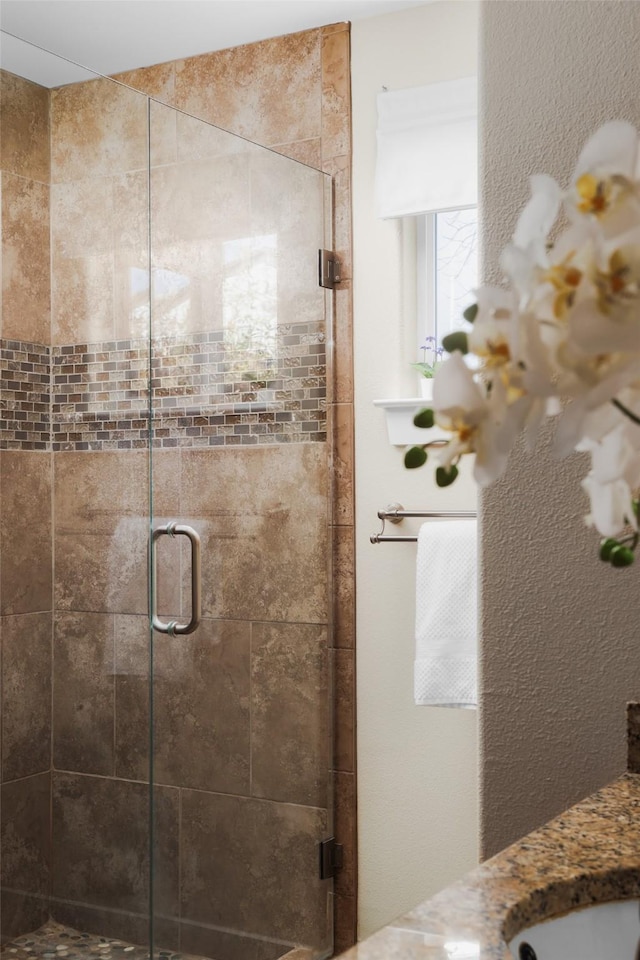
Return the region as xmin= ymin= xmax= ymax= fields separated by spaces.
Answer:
xmin=480 ymin=0 xmax=640 ymax=859
xmin=352 ymin=1 xmax=479 ymax=940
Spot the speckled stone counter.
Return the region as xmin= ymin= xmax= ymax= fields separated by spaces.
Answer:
xmin=341 ymin=705 xmax=640 ymax=960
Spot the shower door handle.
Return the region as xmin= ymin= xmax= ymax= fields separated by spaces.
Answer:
xmin=151 ymin=522 xmax=202 ymax=635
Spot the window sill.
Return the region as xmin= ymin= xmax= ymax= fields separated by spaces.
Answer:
xmin=373 ymin=398 xmax=448 ymax=446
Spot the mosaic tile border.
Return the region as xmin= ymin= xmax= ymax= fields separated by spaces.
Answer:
xmin=1 ymin=323 xmax=327 ymax=451
xmin=0 ymin=339 xmax=50 ymax=450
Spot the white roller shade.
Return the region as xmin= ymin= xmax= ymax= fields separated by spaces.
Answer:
xmin=375 ymin=76 xmax=477 ymax=219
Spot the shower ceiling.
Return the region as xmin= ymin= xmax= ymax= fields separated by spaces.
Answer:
xmin=0 ymin=0 xmax=429 ymax=85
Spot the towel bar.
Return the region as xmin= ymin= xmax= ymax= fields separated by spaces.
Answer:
xmin=370 ymin=503 xmax=476 ymax=543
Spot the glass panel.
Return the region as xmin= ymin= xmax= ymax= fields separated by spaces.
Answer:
xmin=0 ymin=31 xmax=153 ymax=954
xmin=148 ymin=100 xmax=334 ymax=960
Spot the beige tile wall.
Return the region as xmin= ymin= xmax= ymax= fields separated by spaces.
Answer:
xmin=0 ymin=70 xmax=54 ymax=944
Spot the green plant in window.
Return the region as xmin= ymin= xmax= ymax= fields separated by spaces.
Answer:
xmin=412 ymin=336 xmax=444 ymax=378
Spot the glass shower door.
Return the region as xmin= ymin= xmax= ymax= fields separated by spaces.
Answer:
xmin=148 ymin=101 xmax=334 ymax=960
xmin=0 ymin=32 xmax=156 ymax=954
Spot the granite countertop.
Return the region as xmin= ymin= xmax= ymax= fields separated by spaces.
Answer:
xmin=341 ymin=704 xmax=640 ymax=960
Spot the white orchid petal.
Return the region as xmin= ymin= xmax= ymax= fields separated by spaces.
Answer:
xmin=501 ymin=243 xmax=536 ymax=295
xmin=589 ymin=429 xmax=632 ymax=484
xmin=568 ymin=300 xmax=640 ymax=356
xmin=574 ymin=121 xmax=638 ymax=179
xmin=581 ymin=475 xmax=635 ymax=538
xmin=432 ymin=353 xmax=485 ymax=414
xmin=513 ymin=174 xmax=562 ymax=249
xmin=553 ymin=398 xmax=589 ymax=458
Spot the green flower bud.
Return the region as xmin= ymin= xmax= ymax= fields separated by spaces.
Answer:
xmin=610 ymin=545 xmax=635 ymax=567
xmin=599 ymin=538 xmax=619 ymax=562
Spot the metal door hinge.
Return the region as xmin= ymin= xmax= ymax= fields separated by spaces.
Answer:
xmin=319 ymin=249 xmax=341 ymax=289
xmin=318 ymin=837 xmax=344 ymax=879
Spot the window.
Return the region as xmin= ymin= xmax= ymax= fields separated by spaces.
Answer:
xmin=417 ymin=206 xmax=478 ymax=352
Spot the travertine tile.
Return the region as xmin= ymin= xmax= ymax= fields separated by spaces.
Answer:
xmin=116 ymin=616 xmax=251 ymax=793
xmin=270 ymin=139 xmax=323 ymax=169
xmin=53 ymin=611 xmax=115 ymax=776
xmin=50 ymin=77 xmax=148 ymax=183
xmin=150 ymin=155 xmax=251 ymax=337
xmin=323 ymin=154 xmax=352 ymax=280
xmin=321 ymin=22 xmax=350 ymax=36
xmin=52 ymin=772 xmax=178 ymax=917
xmin=115 ymin=62 xmax=177 ymax=167
xmin=113 ymin=170 xmax=150 ymax=340
xmin=334 ymin=281 xmax=354 ymax=404
xmin=1 ymin=173 xmax=51 ymax=343
xmin=113 ymin=614 xmax=149 ymax=782
xmin=1 ymin=889 xmax=50 ymax=943
xmin=251 ymin=622 xmax=329 ymax=806
xmin=0 ymin=70 xmax=50 ymax=182
xmin=249 ymin=149 xmax=326 ymax=328
xmin=333 ymin=524 xmax=355 ymax=649
xmin=0 ymin=452 xmax=52 ymax=615
xmin=334 ymin=648 xmax=355 ymax=774
xmin=321 ymin=27 xmax=351 ymax=162
xmin=333 ymin=404 xmax=354 ymax=526
xmin=180 ymin=445 xmax=330 ymax=623
xmin=1 ymin=772 xmax=51 ymax=902
xmin=180 ymin=920 xmax=287 ymax=960
xmin=54 ymin=452 xmax=150 ymax=614
xmin=174 ymin=31 xmax=322 ymax=148
xmin=50 ymin=177 xmax=114 ymax=344
xmin=114 ymin=61 xmax=176 ymax=100
xmin=154 ymin=618 xmax=250 ymax=792
xmin=333 ymin=895 xmax=356 ymax=954
xmin=334 ymin=771 xmax=356 ymax=900
xmin=2 ymin=612 xmax=52 ymax=781
xmin=174 ymin=106 xmax=249 ymax=163
xmin=180 ymin=790 xmax=330 ymax=948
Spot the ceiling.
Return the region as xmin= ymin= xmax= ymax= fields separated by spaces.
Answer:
xmin=0 ymin=0 xmax=428 ymax=86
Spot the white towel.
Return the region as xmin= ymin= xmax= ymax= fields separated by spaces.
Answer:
xmin=414 ymin=519 xmax=477 ymax=707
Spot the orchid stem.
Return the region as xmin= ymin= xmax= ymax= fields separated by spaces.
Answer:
xmin=612 ymin=398 xmax=640 ymax=427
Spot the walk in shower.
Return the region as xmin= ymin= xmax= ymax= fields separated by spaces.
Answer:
xmin=0 ymin=32 xmax=334 ymax=960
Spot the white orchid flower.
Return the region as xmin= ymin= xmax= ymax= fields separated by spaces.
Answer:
xmin=582 ymin=475 xmax=637 ymax=538
xmin=566 ymin=238 xmax=640 ymax=356
xmin=581 ymin=425 xmax=640 ymax=536
xmin=566 ymin=121 xmax=640 ymax=239
xmin=432 ymin=353 xmax=509 ymax=486
xmin=467 ymin=286 xmax=514 ymax=364
xmin=553 ymin=364 xmax=640 ymax=457
xmin=501 ymin=174 xmax=563 ymax=302
xmin=408 ymin=120 xmax=640 ymax=566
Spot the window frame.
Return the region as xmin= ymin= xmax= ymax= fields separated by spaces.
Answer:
xmin=416 ymin=204 xmax=478 ymax=354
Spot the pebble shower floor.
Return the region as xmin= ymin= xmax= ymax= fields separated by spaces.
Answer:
xmin=0 ymin=922 xmax=189 ymax=960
